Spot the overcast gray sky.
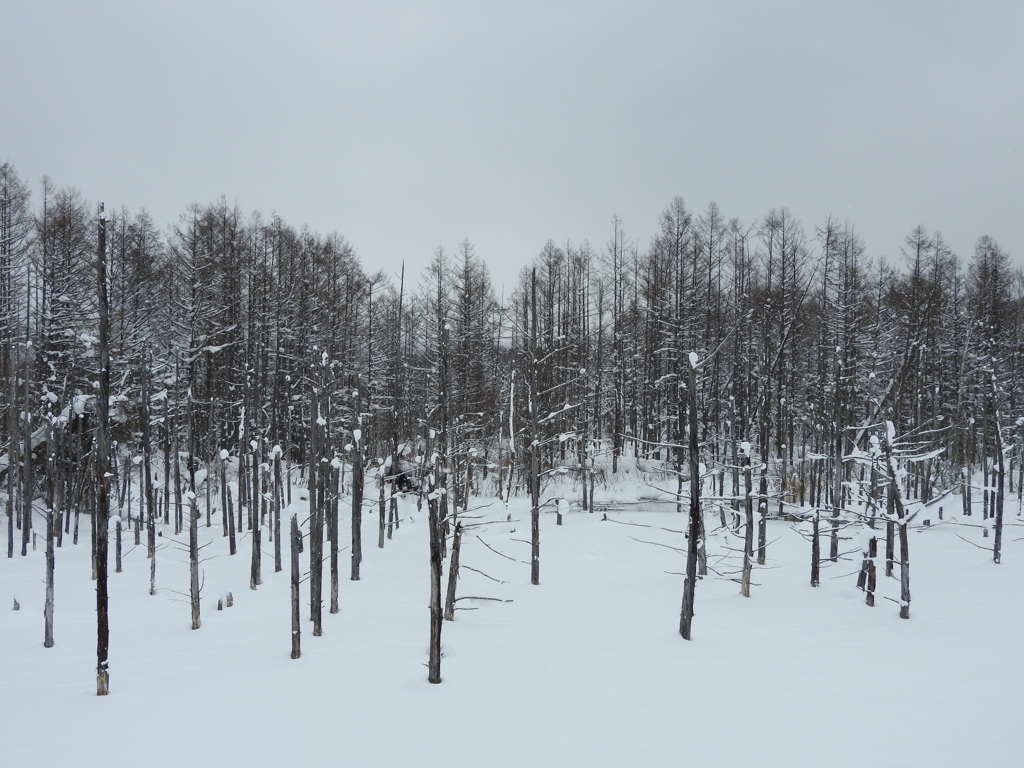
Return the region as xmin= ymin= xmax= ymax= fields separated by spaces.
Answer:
xmin=4 ymin=0 xmax=1021 ymax=292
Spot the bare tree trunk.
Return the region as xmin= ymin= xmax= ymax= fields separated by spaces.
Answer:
xmin=273 ymin=447 xmax=282 ymax=573
xmin=388 ymin=485 xmax=397 ymax=538
xmin=378 ymin=473 xmax=386 ymax=549
xmin=680 ymin=356 xmax=701 ymax=639
xmin=882 ymin=424 xmax=911 ymax=619
xmin=206 ymin=400 xmax=214 ymax=528
xmin=427 ymin=489 xmax=443 ymax=683
xmin=309 ymin=389 xmax=323 ymax=637
xmin=443 ymin=522 xmax=462 ymax=621
xmin=830 ymin=438 xmax=842 ymax=563
xmin=21 ymin=363 xmax=32 ymax=558
xmin=529 ymin=270 xmax=541 ymax=586
xmin=757 ymin=460 xmax=768 ymax=565
xmin=330 ymin=461 xmax=339 ymax=614
xmin=741 ymin=447 xmax=753 ymax=597
xmin=830 ymin=355 xmax=843 ymax=562
xmin=290 ymin=514 xmax=301 ymax=659
xmin=963 ymin=463 xmax=972 ymax=517
xmin=250 ymin=440 xmax=261 ymax=590
xmin=189 ymin=493 xmax=200 ymax=628
xmin=225 ymin=460 xmax=236 ymax=556
xmin=162 ymin=415 xmax=170 ymax=526
xmin=6 ymin=475 xmax=12 ymax=558
xmin=885 ymin=486 xmax=895 ymax=578
xmin=141 ymin=358 xmax=156 ymax=562
xmin=351 ymin=417 xmax=363 ymax=581
xmin=861 ymin=536 xmax=877 ymax=607
xmin=95 ymin=204 xmax=110 ymax=696
xmin=6 ymin=340 xmax=14 ymax=559
xmin=810 ymin=507 xmax=820 ymax=587
xmin=993 ymin=406 xmax=1006 ymax=564
xmin=149 ymin=532 xmax=156 ymax=596
xmin=44 ymin=507 xmax=54 ymax=647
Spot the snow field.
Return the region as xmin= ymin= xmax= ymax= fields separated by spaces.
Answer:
xmin=2 ymin=490 xmax=1022 ymax=767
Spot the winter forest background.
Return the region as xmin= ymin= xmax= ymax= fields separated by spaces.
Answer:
xmin=3 ymin=156 xmax=1023 ymax=763
xmin=1 ymin=159 xmax=1018 ymax=521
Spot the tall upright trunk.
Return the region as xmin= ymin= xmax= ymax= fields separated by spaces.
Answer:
xmin=21 ymin=361 xmax=31 ymax=557
xmin=427 ymin=480 xmax=443 ymax=684
xmin=273 ymin=446 xmax=282 ymax=573
xmin=250 ymin=436 xmax=262 ymax=590
xmin=95 ymin=204 xmax=111 ymax=696
xmin=378 ymin=471 xmax=386 ymax=548
xmin=189 ymin=492 xmax=200 ymax=628
xmin=290 ymin=514 xmax=301 ymax=659
xmin=993 ymin=405 xmax=1005 ymax=564
xmin=680 ymin=355 xmax=701 ymax=639
xmin=831 ymin=359 xmax=843 ymax=563
xmin=529 ymin=270 xmax=541 ymax=585
xmin=882 ymin=423 xmax=911 ymax=619
xmin=6 ymin=335 xmax=14 ymax=559
xmin=309 ymin=389 xmax=323 ymax=636
xmin=172 ymin=421 xmax=182 ymax=536
xmin=44 ymin=507 xmax=55 ymax=647
xmin=351 ymin=394 xmax=363 ymax=581
xmin=223 ymin=454 xmax=236 ymax=556
xmin=810 ymin=506 xmax=820 ymax=587
xmin=741 ymin=445 xmax=754 ymax=597
xmin=443 ymin=522 xmax=463 ymax=621
xmin=330 ymin=461 xmax=339 ymax=613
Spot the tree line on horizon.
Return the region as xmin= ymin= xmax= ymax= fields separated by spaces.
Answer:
xmin=1 ymin=161 xmax=1019 ymax=519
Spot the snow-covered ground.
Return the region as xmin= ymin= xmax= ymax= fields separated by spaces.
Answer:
xmin=2 ymin=479 xmax=1022 ymax=767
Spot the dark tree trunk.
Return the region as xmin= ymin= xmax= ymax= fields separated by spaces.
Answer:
xmin=95 ymin=204 xmax=110 ymax=696
xmin=189 ymin=493 xmax=200 ymax=628
xmin=172 ymin=423 xmax=182 ymax=536
xmin=529 ymin=270 xmax=541 ymax=586
xmin=330 ymin=462 xmax=339 ymax=614
xmin=250 ymin=440 xmax=261 ymax=590
xmin=993 ymin=408 xmax=1005 ymax=564
xmin=865 ymin=536 xmax=877 ymax=607
xmin=757 ymin=461 xmax=768 ymax=566
xmin=290 ymin=514 xmax=301 ymax=659
xmin=443 ymin=522 xmax=462 ymax=621
xmin=21 ymin=366 xmax=32 ymax=558
xmin=162 ymin=417 xmax=170 ymax=526
xmin=44 ymin=507 xmax=54 ymax=647
xmin=351 ymin=421 xmax=363 ymax=581
xmin=225 ymin=461 xmax=236 ymax=556
xmin=741 ymin=447 xmax=753 ymax=597
xmin=680 ymin=357 xmax=701 ymax=639
xmin=427 ymin=490 xmax=443 ymax=683
xmin=885 ymin=487 xmax=895 ymax=578
xmin=149 ymin=531 xmax=157 ymax=596
xmin=378 ymin=474 xmax=386 ymax=549
xmin=273 ymin=447 xmax=282 ymax=573
xmin=882 ymin=425 xmax=911 ymax=619
xmin=810 ymin=507 xmax=820 ymax=588
xmin=206 ymin=401 xmax=215 ymax=528
xmin=309 ymin=389 xmax=323 ymax=637
xmin=830 ymin=437 xmax=842 ymax=563
xmin=6 ymin=350 xmax=14 ymax=559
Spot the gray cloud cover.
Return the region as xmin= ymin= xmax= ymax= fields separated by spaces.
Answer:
xmin=4 ymin=0 xmax=1021 ymax=290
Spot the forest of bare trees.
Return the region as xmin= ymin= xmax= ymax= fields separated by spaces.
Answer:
xmin=2 ymin=160 xmax=1020 ymax=682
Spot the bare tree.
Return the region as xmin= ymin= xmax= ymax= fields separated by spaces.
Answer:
xmin=290 ymin=513 xmax=301 ymax=659
xmin=95 ymin=203 xmax=111 ymax=695
xmin=680 ymin=353 xmax=702 ymax=639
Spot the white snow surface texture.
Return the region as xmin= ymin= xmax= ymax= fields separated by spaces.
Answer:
xmin=2 ymin=470 xmax=1022 ymax=767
